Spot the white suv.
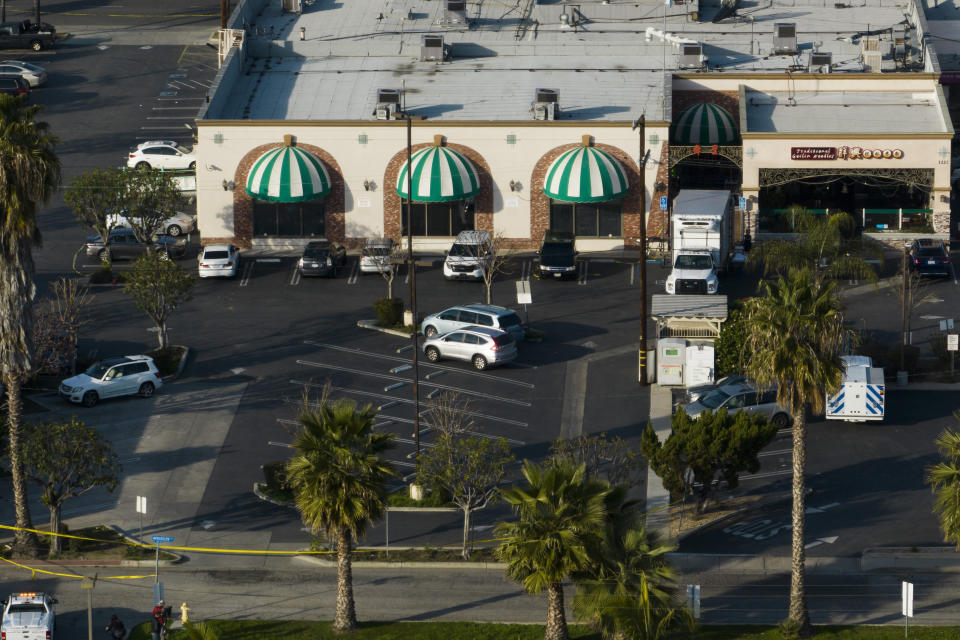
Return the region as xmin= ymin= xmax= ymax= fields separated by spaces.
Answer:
xmin=60 ymin=355 xmax=163 ymax=408
xmin=127 ymin=140 xmax=196 ymax=171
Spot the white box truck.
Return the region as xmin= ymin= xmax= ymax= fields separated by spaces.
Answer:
xmin=665 ymin=189 xmax=732 ymax=295
xmin=826 ymin=355 xmax=885 ymax=422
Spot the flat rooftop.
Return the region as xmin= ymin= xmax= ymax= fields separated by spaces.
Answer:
xmin=744 ymin=89 xmax=950 ymax=134
xmin=206 ymin=0 xmax=932 ymax=122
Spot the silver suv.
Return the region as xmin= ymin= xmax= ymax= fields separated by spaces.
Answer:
xmin=682 ymin=379 xmax=792 ymax=428
xmin=422 ymin=304 xmax=525 ymax=341
xmin=59 ymin=355 xmax=163 ymax=407
xmin=423 ymin=326 xmax=517 ymax=370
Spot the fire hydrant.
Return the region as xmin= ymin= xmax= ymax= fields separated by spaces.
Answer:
xmin=180 ymin=602 xmax=190 ymax=624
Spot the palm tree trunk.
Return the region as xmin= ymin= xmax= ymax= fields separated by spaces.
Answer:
xmin=545 ymin=582 xmax=569 ymax=640
xmin=788 ymin=411 xmax=812 ymax=636
xmin=6 ymin=377 xmax=38 ymax=557
xmin=333 ymin=527 xmax=357 ymax=631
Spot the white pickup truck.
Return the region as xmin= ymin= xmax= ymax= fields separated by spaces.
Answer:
xmin=1 ymin=592 xmax=57 ymax=640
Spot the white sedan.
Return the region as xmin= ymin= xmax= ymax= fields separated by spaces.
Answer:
xmin=198 ymin=244 xmax=241 ymax=278
xmin=106 ymin=210 xmax=196 ymax=237
xmin=0 ymin=60 xmax=46 ymax=87
xmin=127 ymin=140 xmax=196 ymax=171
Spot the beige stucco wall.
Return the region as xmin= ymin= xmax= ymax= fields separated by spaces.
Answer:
xmin=194 ymin=121 xmax=669 ymax=250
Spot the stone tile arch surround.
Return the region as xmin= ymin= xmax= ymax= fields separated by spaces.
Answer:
xmin=530 ymin=142 xmax=643 ymax=249
xmin=230 ymin=140 xmax=345 ymax=248
xmin=383 ymin=141 xmax=494 ymax=243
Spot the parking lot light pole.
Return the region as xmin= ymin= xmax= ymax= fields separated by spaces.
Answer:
xmin=403 ymin=114 xmax=421 ymax=460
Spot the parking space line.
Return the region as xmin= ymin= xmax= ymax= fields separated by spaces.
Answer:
xmin=577 ymin=260 xmax=589 ymax=285
xmin=740 ymin=469 xmax=792 ymax=481
xmin=520 ymin=259 xmax=532 ymax=281
xmin=303 ymin=341 xmax=535 ymax=388
xmin=288 ymin=382 xmax=531 ymax=427
xmin=239 ymin=261 xmax=254 ymax=287
xmin=289 ymin=264 xmax=301 ymax=286
xmin=757 ymin=448 xmax=792 ymax=457
xmin=347 ymin=260 xmax=360 ymax=285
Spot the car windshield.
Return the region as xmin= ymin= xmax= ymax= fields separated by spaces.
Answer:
xmin=449 ymin=243 xmax=483 ymax=257
xmin=304 ymin=247 xmax=330 ymax=259
xmin=174 ymin=145 xmax=192 ymax=154
xmin=675 ymin=254 xmax=713 ymax=269
xmin=8 ymin=604 xmax=46 ymax=614
xmin=84 ymin=361 xmax=112 ymax=379
xmin=541 ymin=243 xmax=572 ymax=256
xmin=363 ymin=247 xmax=390 ymax=257
xmin=204 ymin=250 xmax=229 ymax=259
xmin=698 ymin=389 xmax=730 ymax=409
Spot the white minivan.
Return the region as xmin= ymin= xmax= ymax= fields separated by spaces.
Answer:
xmin=443 ymin=230 xmax=491 ymax=281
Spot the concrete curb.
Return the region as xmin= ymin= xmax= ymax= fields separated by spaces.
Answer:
xmin=675 ymin=490 xmax=794 ymax=542
xmin=253 ymin=483 xmax=298 ymax=510
xmin=107 ymin=524 xmax=182 ymax=568
xmin=357 ymin=319 xmax=416 ymax=338
xmin=861 ymin=546 xmax=960 ymax=572
xmin=387 ymin=506 xmax=459 ymax=513
xmin=295 ymin=554 xmax=504 ymax=570
xmin=161 ymin=345 xmax=190 ymax=382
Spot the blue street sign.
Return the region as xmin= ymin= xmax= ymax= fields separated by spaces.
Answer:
xmin=659 ymin=196 xmax=668 ymax=211
xmin=152 ymin=535 xmax=174 ymax=543
xmin=739 ymin=196 xmax=747 ymax=210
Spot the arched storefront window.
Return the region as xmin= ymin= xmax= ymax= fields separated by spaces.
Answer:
xmin=397 ymin=142 xmax=480 ymax=236
xmin=549 ymin=199 xmax=623 ymax=237
xmin=246 ymin=140 xmax=332 ymax=238
xmin=543 ymin=140 xmax=629 ymax=238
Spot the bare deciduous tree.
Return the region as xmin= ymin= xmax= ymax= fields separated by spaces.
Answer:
xmin=477 ymin=232 xmax=512 ymax=305
xmin=551 ymin=433 xmax=646 ymax=490
xmin=424 ymin=390 xmax=476 ymax=437
xmin=372 ymin=240 xmax=405 ymax=299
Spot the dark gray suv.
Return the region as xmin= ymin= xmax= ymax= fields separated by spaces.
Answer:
xmin=85 ymin=228 xmax=187 ymax=262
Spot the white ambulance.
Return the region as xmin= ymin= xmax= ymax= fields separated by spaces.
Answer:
xmin=826 ymin=355 xmax=885 ymax=422
xmin=1 ymin=592 xmax=57 ymax=640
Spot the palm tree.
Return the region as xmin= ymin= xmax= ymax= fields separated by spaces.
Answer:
xmin=742 ymin=268 xmax=851 ymax=637
xmin=573 ymin=485 xmax=686 ymax=640
xmin=926 ymin=419 xmax=960 ymax=547
xmin=285 ymin=397 xmax=394 ymax=632
xmin=0 ymin=95 xmax=60 ymax=556
xmin=748 ymin=209 xmax=878 ymax=286
xmin=496 ymin=459 xmax=610 ymax=640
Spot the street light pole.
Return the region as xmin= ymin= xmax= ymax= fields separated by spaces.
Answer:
xmin=404 ymin=115 xmax=421 ymax=461
xmin=633 ymin=115 xmax=649 ymax=386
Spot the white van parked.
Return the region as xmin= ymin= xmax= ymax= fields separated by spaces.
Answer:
xmin=443 ymin=230 xmax=491 ymax=281
xmin=360 ymin=238 xmax=395 ymax=274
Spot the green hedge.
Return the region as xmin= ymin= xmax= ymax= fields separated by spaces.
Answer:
xmin=373 ymin=297 xmax=403 ymax=327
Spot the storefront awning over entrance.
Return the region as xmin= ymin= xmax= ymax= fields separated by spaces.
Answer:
xmin=396 ymin=145 xmax=480 ymax=203
xmin=671 ymin=102 xmax=739 ymax=146
xmin=543 ymin=143 xmax=628 ymax=203
xmin=246 ymin=144 xmax=332 ymax=203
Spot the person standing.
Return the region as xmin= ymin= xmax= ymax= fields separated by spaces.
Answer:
xmin=150 ymin=600 xmax=167 ymax=640
xmin=105 ymin=614 xmax=126 ymax=639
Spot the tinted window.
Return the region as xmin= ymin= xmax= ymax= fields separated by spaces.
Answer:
xmin=439 ymin=310 xmax=459 ymax=321
xmin=85 ymin=361 xmax=112 ymax=379
xmin=475 ymin=314 xmax=494 ymax=327
xmin=917 ymin=247 xmax=944 ymax=257
xmin=492 ymin=334 xmax=514 ymax=347
xmin=498 ymin=313 xmax=522 ymax=329
xmin=303 ymin=247 xmax=330 ymax=259
xmin=675 ymin=255 xmax=713 ymax=269
xmin=445 ymin=333 xmax=466 ymax=343
xmin=698 ymin=389 xmax=730 ymax=409
xmin=8 ymin=604 xmax=46 ymax=614
xmin=760 ymin=390 xmax=777 ymax=404
xmin=464 ymin=334 xmax=483 ymax=345
xmin=726 ymin=394 xmax=745 ymax=409
xmin=449 ymin=242 xmax=485 ymax=257
xmin=204 ymin=250 xmax=229 ymax=259
xmin=459 ymin=311 xmax=479 ymax=324
xmin=127 ymin=362 xmax=149 ymax=374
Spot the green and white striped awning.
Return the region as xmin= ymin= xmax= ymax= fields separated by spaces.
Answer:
xmin=396 ymin=145 xmax=480 ymax=203
xmin=246 ymin=145 xmax=331 ymax=203
xmin=543 ymin=145 xmax=628 ymax=203
xmin=670 ymin=103 xmax=739 ymax=146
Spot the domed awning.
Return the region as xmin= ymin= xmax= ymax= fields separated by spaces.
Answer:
xmin=396 ymin=144 xmax=480 ymax=203
xmin=671 ymin=102 xmax=739 ymax=146
xmin=543 ymin=144 xmax=628 ymax=203
xmin=246 ymin=144 xmax=331 ymax=203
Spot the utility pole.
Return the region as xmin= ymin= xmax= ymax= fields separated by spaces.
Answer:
xmin=220 ymin=0 xmax=230 ymax=29
xmin=33 ymin=0 xmax=39 ymax=26
xmin=633 ymin=115 xmax=649 ymax=386
xmin=404 ymin=115 xmax=421 ymax=461
xmin=900 ymin=244 xmax=907 ymax=372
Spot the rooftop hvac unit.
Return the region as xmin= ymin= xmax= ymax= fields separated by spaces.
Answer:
xmin=532 ymin=90 xmax=559 ymax=120
xmin=678 ymin=44 xmax=704 ymax=69
xmin=377 ymin=89 xmax=402 ymax=104
xmin=861 ymin=36 xmax=881 ymax=53
xmin=374 ymin=89 xmax=402 ymax=120
xmin=773 ymin=23 xmax=797 ymax=54
xmin=420 ymin=35 xmax=446 ymax=62
xmin=443 ymin=0 xmax=467 ymax=25
xmin=862 ymin=51 xmax=883 ymax=72
xmin=892 ymin=26 xmax=907 ymax=60
xmin=808 ymin=52 xmax=832 ymax=72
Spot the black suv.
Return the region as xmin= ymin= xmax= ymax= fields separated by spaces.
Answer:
xmin=536 ymin=230 xmax=577 ymax=280
xmin=297 ymin=240 xmax=347 ymax=277
xmin=84 ymin=228 xmax=187 ymax=262
xmin=0 ymin=75 xmax=28 ymax=97
xmin=908 ymin=239 xmax=951 ymax=277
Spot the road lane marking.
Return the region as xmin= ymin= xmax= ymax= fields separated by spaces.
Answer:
xmin=757 ymin=448 xmax=792 ymax=457
xmin=239 ymin=260 xmax=254 ymax=286
xmin=577 ymin=260 xmax=588 ymax=285
xmin=347 ymin=260 xmax=360 ymax=284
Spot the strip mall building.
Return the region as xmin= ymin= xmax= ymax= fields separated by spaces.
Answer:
xmin=195 ymin=0 xmax=956 ymax=252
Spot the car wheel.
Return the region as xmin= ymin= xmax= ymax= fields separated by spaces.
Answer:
xmin=138 ymin=382 xmax=155 ymax=398
xmin=188 ymin=161 xmax=196 ymax=170
xmin=772 ymin=413 xmax=791 ymax=429
xmin=425 ymin=346 xmax=441 ymax=362
xmin=424 ymin=325 xmax=438 ymax=338
xmin=135 ymin=161 xmax=150 ymax=170
xmin=30 ymin=40 xmax=42 ymax=51
xmin=166 ymin=224 xmax=182 ymax=237
xmin=472 ymin=355 xmax=488 ymax=370
xmin=82 ymin=391 xmax=98 ymax=408
xmin=97 ymin=248 xmax=111 ymax=261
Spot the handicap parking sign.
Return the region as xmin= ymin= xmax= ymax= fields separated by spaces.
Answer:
xmin=659 ymin=196 xmax=668 ymax=211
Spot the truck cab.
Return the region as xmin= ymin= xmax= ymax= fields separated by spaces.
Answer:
xmin=1 ymin=592 xmax=56 ymax=640
xmin=665 ymin=250 xmax=719 ymax=294
xmin=0 ymin=20 xmax=56 ymax=51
